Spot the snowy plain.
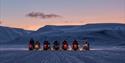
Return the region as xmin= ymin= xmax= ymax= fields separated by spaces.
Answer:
xmin=0 ymin=45 xmax=125 ymax=63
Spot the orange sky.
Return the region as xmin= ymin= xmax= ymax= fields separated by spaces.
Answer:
xmin=1 ymin=17 xmax=125 ymax=30
xmin=0 ymin=0 xmax=125 ymax=30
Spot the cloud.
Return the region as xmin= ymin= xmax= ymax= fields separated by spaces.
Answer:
xmin=26 ymin=12 xmax=62 ymax=19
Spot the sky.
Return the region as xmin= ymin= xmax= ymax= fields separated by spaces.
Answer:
xmin=0 ymin=0 xmax=125 ymax=30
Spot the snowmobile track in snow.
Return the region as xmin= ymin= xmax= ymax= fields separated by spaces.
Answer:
xmin=0 ymin=46 xmax=125 ymax=63
xmin=0 ymin=50 xmax=125 ymax=63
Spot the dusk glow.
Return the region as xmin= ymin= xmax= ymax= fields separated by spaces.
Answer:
xmin=0 ymin=0 xmax=125 ymax=30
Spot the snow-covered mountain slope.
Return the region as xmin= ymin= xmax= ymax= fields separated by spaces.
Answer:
xmin=30 ymin=23 xmax=125 ymax=46
xmin=0 ymin=26 xmax=32 ymax=44
xmin=35 ymin=23 xmax=125 ymax=33
xmin=1 ymin=23 xmax=125 ymax=46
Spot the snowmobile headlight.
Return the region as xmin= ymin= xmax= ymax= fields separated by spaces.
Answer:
xmin=35 ymin=45 xmax=39 ymax=48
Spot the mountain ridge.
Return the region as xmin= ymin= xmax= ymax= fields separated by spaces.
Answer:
xmin=0 ymin=23 xmax=125 ymax=46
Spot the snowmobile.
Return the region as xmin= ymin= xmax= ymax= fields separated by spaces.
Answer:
xmin=83 ymin=40 xmax=90 ymax=51
xmin=28 ymin=38 xmax=35 ymax=50
xmin=62 ymin=40 xmax=68 ymax=50
xmin=43 ymin=41 xmax=50 ymax=50
xmin=53 ymin=41 xmax=60 ymax=50
xmin=34 ymin=41 xmax=41 ymax=50
xmin=72 ymin=40 xmax=79 ymax=51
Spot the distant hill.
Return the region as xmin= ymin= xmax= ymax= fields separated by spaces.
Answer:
xmin=0 ymin=26 xmax=33 ymax=44
xmin=1 ymin=23 xmax=125 ymax=46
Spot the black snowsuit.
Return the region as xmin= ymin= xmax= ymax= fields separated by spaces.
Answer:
xmin=62 ymin=40 xmax=68 ymax=50
xmin=72 ymin=40 xmax=79 ymax=50
xmin=29 ymin=38 xmax=35 ymax=50
xmin=43 ymin=41 xmax=50 ymax=50
xmin=53 ymin=41 xmax=60 ymax=50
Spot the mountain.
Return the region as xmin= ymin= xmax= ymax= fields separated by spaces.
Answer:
xmin=30 ymin=23 xmax=125 ymax=46
xmin=0 ymin=26 xmax=33 ymax=44
xmin=1 ymin=23 xmax=125 ymax=46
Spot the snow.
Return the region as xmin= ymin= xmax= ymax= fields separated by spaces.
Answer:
xmin=0 ymin=45 xmax=125 ymax=63
xmin=0 ymin=26 xmax=32 ymax=43
xmin=0 ymin=46 xmax=125 ymax=63
xmin=1 ymin=23 xmax=125 ymax=46
xmin=0 ymin=23 xmax=125 ymax=63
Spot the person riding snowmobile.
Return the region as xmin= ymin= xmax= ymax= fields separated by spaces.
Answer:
xmin=34 ymin=41 xmax=41 ymax=50
xmin=72 ymin=40 xmax=79 ymax=51
xmin=83 ymin=40 xmax=90 ymax=51
xmin=43 ymin=40 xmax=50 ymax=50
xmin=53 ymin=41 xmax=60 ymax=50
xmin=28 ymin=38 xmax=35 ymax=50
xmin=62 ymin=40 xmax=68 ymax=50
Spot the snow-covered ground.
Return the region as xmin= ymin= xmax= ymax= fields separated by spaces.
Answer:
xmin=0 ymin=45 xmax=125 ymax=63
xmin=0 ymin=45 xmax=125 ymax=51
xmin=0 ymin=24 xmax=125 ymax=63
